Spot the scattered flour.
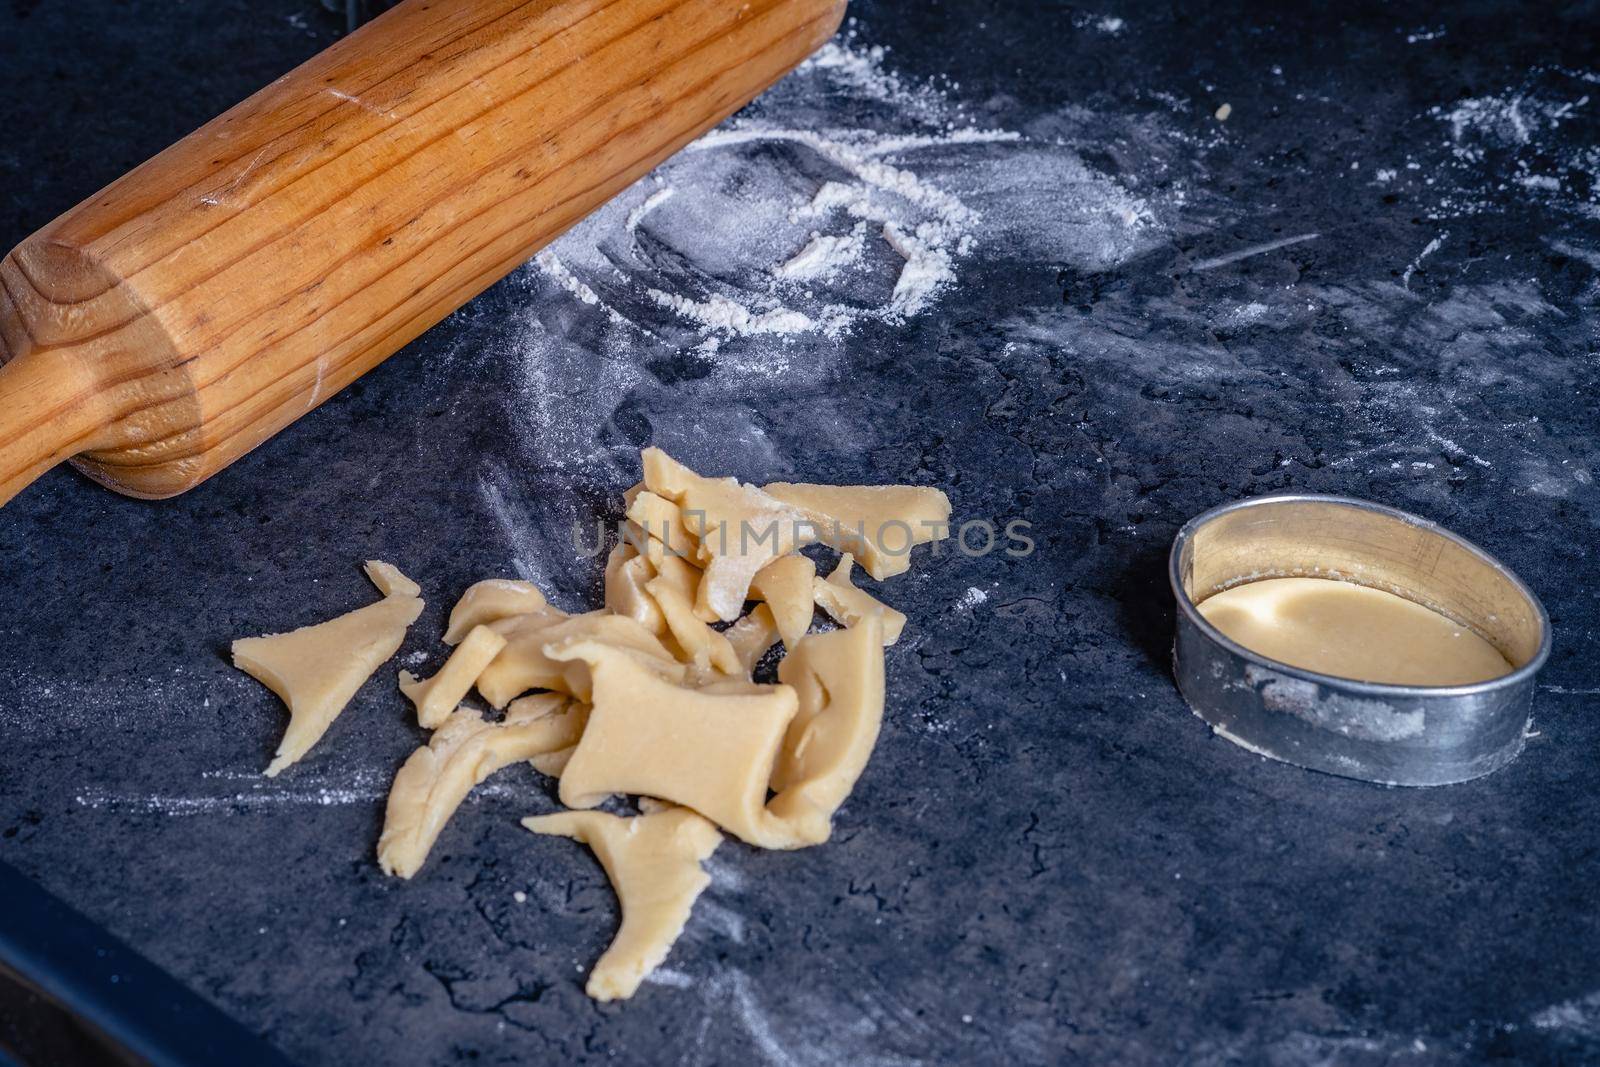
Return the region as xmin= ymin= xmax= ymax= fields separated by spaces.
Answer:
xmin=774 ymin=224 xmax=867 ymax=281
xmin=1531 ymin=989 xmax=1600 ymax=1039
xmin=625 ymin=186 xmax=676 ymax=233
xmin=75 ymin=769 xmax=534 ymax=817
xmin=642 ymin=967 xmax=696 ymax=990
xmin=881 ymin=222 xmax=957 ymax=317
xmin=532 ymin=251 xmax=600 ymax=307
xmin=1402 ymin=232 xmax=1448 ymax=289
xmin=1411 ymin=69 xmax=1600 ymax=219
xmin=646 ymin=289 xmax=819 ymax=337
xmin=460 ymin=31 xmax=1170 ymax=533
xmin=516 ymin=37 xmax=1161 ymax=357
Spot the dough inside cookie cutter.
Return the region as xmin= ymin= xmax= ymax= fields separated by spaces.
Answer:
xmin=1169 ymin=494 xmax=1551 ymax=786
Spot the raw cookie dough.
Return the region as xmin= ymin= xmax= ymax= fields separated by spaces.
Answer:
xmin=603 ymin=542 xmax=666 ymax=636
xmin=475 ymin=611 xmax=681 ymax=707
xmin=442 ymin=579 xmax=549 ymax=644
xmin=640 ymin=447 xmax=808 ymax=623
xmin=379 ymin=694 xmax=585 ymax=877
xmin=363 ymin=448 xmax=954 ymax=1001
xmin=553 ymin=638 xmax=801 ymax=848
xmin=724 ymin=603 xmax=782 ymax=677
xmin=233 ymin=561 xmax=424 ymax=777
xmin=1197 ymin=576 xmax=1514 ymax=685
xmin=813 ymin=554 xmax=907 ymax=645
xmin=398 ymin=623 xmax=507 ymax=728
xmin=749 ymin=553 xmax=817 ymax=651
xmin=624 ymin=490 xmax=698 ymax=561
xmin=769 ymin=613 xmax=887 ymax=845
xmin=530 ymin=746 xmax=576 ymax=779
xmin=521 ymin=803 xmax=720 ymax=1002
xmin=646 ymin=552 xmax=740 ymax=676
xmin=762 ymin=481 xmax=952 ymax=580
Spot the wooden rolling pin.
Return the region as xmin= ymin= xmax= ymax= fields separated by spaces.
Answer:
xmin=0 ymin=0 xmax=845 ymax=507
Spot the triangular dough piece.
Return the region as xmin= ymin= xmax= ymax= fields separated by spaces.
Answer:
xmin=813 ymin=555 xmax=906 ymax=645
xmin=761 ymin=481 xmax=951 ymax=580
xmin=378 ymin=695 xmax=585 ymax=878
xmin=769 ymin=614 xmax=886 ymax=845
xmin=399 ymin=624 xmax=507 ymax=728
xmin=749 ymin=553 xmax=816 ymax=650
xmin=550 ymin=638 xmax=800 ymax=848
xmin=475 ymin=610 xmax=680 ymax=707
xmin=640 ymin=448 xmax=807 ymax=623
xmin=442 ymin=579 xmax=548 ymax=644
xmin=233 ymin=562 xmax=424 ymax=777
xmin=521 ymin=805 xmax=720 ymax=1002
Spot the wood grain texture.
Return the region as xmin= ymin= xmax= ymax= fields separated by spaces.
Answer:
xmin=0 ymin=0 xmax=847 ymax=505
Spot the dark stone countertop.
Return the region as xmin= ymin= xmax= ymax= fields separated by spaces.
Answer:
xmin=2 ymin=1 xmax=1598 ymax=1063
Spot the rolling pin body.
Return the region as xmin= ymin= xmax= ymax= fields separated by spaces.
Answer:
xmin=0 ymin=0 xmax=846 ymax=505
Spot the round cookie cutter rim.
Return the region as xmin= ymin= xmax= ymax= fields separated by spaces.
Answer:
xmin=1167 ymin=493 xmax=1552 ymax=784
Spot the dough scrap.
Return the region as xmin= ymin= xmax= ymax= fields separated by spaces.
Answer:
xmin=399 ymin=624 xmax=507 ymax=729
xmin=813 ymin=555 xmax=906 ymax=645
xmin=749 ymin=553 xmax=817 ymax=651
xmin=724 ymin=603 xmax=782 ymax=677
xmin=762 ymin=481 xmax=951 ymax=580
xmin=769 ymin=614 xmax=887 ymax=845
xmin=442 ymin=579 xmax=549 ymax=644
xmin=233 ymin=561 xmax=423 ymax=777
xmin=603 ymin=542 xmax=666 ymax=636
xmin=365 ymin=560 xmax=422 ymax=599
xmin=553 ymin=639 xmax=800 ymax=848
xmin=347 ymin=449 xmax=949 ymax=1001
xmin=475 ymin=610 xmax=680 ymax=707
xmin=521 ymin=805 xmax=720 ymax=1002
xmin=378 ymin=695 xmax=584 ymax=878
xmin=641 ymin=447 xmax=808 ymax=623
xmin=624 ymin=490 xmax=699 ymax=561
xmin=646 ymin=552 xmax=740 ymax=676
xmin=530 ymin=746 xmax=576 ymax=778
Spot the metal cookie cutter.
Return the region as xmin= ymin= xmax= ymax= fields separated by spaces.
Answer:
xmin=1169 ymin=495 xmax=1551 ymax=786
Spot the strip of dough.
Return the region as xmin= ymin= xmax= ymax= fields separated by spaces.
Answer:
xmin=603 ymin=542 xmax=666 ymax=636
xmin=521 ymin=804 xmax=720 ymax=1002
xmin=233 ymin=561 xmax=424 ymax=777
xmin=762 ymin=481 xmax=951 ymax=580
xmin=442 ymin=579 xmax=549 ymax=644
xmin=624 ymin=490 xmax=699 ymax=562
xmin=769 ymin=614 xmax=886 ymax=845
xmin=366 ymin=561 xmax=422 ymax=599
xmin=640 ymin=447 xmax=807 ymax=623
xmin=398 ymin=624 xmax=507 ymax=729
xmin=724 ymin=603 xmax=781 ymax=677
xmin=551 ymin=638 xmax=800 ymax=848
xmin=475 ymin=611 xmax=681 ymax=707
xmin=749 ymin=553 xmax=816 ymax=650
xmin=813 ymin=554 xmax=906 ymax=645
xmin=378 ymin=694 xmax=585 ymax=878
xmin=646 ymin=552 xmax=739 ymax=676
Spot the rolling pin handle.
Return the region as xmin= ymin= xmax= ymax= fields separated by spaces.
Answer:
xmin=0 ymin=347 xmax=106 ymax=507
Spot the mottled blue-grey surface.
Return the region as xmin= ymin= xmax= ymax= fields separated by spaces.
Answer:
xmin=2 ymin=1 xmax=1598 ymax=1064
